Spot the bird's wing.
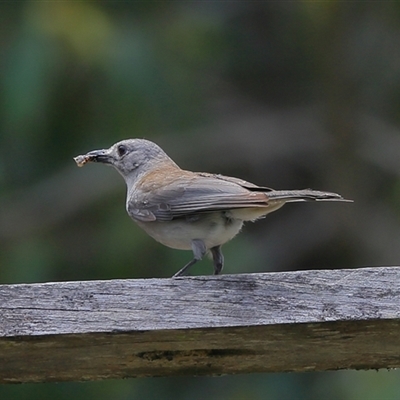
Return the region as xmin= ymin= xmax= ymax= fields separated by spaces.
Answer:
xmin=196 ymin=172 xmax=274 ymax=191
xmin=127 ymin=170 xmax=271 ymax=222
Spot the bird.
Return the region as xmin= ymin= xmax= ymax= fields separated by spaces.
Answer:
xmin=74 ymin=138 xmax=351 ymax=277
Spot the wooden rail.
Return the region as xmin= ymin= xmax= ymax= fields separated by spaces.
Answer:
xmin=1 ymin=267 xmax=400 ymax=383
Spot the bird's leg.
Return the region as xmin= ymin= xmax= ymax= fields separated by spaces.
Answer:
xmin=172 ymin=239 xmax=207 ymax=278
xmin=210 ymin=245 xmax=224 ymax=275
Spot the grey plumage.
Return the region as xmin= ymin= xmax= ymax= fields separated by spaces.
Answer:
xmin=74 ymin=138 xmax=351 ymax=277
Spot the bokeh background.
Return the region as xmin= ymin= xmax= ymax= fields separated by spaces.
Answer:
xmin=1 ymin=2 xmax=400 ymax=399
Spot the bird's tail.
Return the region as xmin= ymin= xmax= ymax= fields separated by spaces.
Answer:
xmin=266 ymin=189 xmax=352 ymax=203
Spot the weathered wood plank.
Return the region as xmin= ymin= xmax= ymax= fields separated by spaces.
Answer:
xmin=1 ymin=267 xmax=400 ymax=383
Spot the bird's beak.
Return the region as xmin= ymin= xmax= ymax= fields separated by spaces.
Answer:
xmin=86 ymin=149 xmax=113 ymax=164
xmin=74 ymin=149 xmax=113 ymax=167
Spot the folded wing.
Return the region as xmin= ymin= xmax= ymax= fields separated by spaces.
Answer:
xmin=127 ymin=170 xmax=348 ymax=222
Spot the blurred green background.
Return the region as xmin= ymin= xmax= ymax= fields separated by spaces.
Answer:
xmin=1 ymin=2 xmax=400 ymax=399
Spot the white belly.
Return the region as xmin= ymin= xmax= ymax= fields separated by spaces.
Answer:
xmin=134 ymin=212 xmax=244 ymax=250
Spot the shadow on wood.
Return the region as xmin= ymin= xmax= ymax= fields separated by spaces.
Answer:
xmin=1 ymin=267 xmax=400 ymax=383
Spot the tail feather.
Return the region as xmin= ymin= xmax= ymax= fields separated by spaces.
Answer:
xmin=266 ymin=189 xmax=352 ymax=203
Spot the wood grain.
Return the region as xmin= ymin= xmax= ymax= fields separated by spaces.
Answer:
xmin=1 ymin=267 xmax=400 ymax=383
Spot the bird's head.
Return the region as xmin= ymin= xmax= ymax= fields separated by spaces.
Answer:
xmin=74 ymin=139 xmax=176 ymax=184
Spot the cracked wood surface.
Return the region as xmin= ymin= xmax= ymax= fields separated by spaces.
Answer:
xmin=1 ymin=267 xmax=400 ymax=383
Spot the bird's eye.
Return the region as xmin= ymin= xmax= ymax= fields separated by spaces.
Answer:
xmin=117 ymin=144 xmax=127 ymax=157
